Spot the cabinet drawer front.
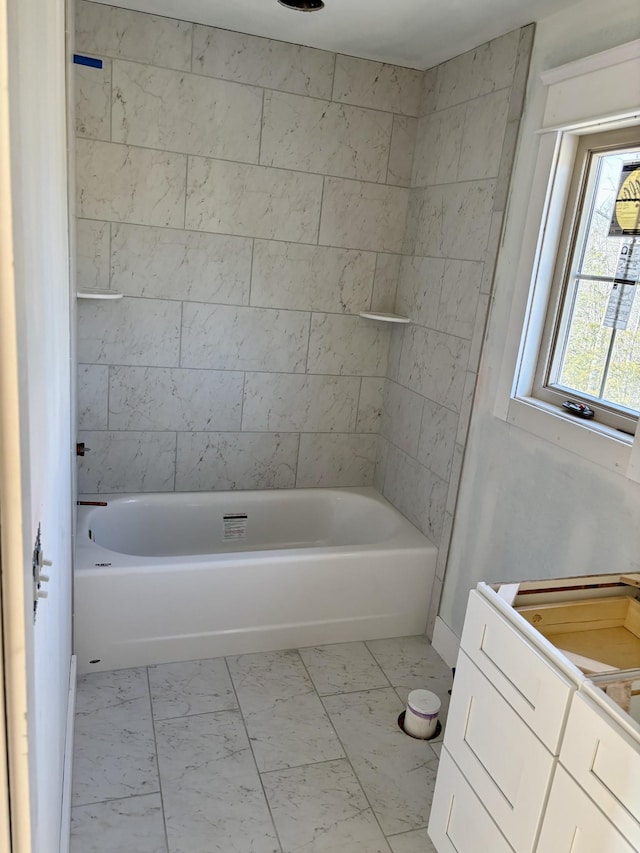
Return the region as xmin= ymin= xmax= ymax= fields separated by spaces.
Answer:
xmin=560 ymin=693 xmax=640 ymax=850
xmin=461 ymin=590 xmax=574 ymax=753
xmin=445 ymin=651 xmax=554 ymax=853
xmin=537 ymin=765 xmax=635 ymax=853
xmin=428 ymin=748 xmax=513 ymax=853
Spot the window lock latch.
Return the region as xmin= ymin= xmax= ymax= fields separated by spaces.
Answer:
xmin=562 ymin=400 xmax=595 ymax=419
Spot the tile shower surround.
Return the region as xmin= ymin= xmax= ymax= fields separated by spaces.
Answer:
xmin=70 ymin=636 xmax=449 ymax=852
xmin=376 ymin=26 xmax=535 ymax=622
xmin=75 ymin=1 xmax=533 ymax=564
xmin=75 ymin=0 xmax=422 ymax=498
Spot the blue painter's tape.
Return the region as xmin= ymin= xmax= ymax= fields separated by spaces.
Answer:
xmin=73 ymin=54 xmax=103 ymax=69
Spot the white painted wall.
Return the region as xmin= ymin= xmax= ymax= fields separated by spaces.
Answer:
xmin=439 ymin=0 xmax=640 ymax=638
xmin=0 ymin=0 xmax=74 ymax=848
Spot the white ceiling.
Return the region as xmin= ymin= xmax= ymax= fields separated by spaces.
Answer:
xmin=91 ymin=0 xmax=584 ymax=69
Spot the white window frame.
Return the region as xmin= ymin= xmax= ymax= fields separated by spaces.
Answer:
xmin=494 ymin=39 xmax=640 ymax=483
xmin=533 ymin=127 xmax=640 ymax=433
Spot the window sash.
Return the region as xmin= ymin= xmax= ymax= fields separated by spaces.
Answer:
xmin=532 ymin=127 xmax=640 ymax=435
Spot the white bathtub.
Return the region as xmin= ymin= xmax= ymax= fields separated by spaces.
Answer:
xmin=74 ymin=487 xmax=437 ymax=673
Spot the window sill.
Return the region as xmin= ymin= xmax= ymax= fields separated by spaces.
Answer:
xmin=505 ymin=395 xmax=633 ymax=477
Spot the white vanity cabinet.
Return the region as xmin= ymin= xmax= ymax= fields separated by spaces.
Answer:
xmin=559 ymin=688 xmax=640 ymax=850
xmin=444 ymin=651 xmax=554 ymax=852
xmin=428 ymin=575 xmax=640 ymax=853
xmin=537 ymin=766 xmax=636 ymax=853
xmin=428 ymin=749 xmax=514 ymax=853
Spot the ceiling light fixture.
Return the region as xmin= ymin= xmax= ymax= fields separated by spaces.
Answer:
xmin=278 ymin=0 xmax=325 ymax=11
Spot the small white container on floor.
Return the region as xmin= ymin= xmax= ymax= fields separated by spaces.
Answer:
xmin=404 ymin=689 xmax=441 ymax=739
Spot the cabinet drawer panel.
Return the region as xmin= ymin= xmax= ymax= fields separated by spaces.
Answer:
xmin=460 ymin=590 xmax=573 ymax=753
xmin=445 ymin=651 xmax=554 ymax=853
xmin=537 ymin=765 xmax=635 ymax=853
xmin=560 ymin=693 xmax=640 ymax=850
xmin=428 ymin=748 xmax=513 ymax=853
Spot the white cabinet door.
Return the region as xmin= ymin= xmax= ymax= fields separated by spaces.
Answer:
xmin=428 ymin=748 xmax=513 ymax=853
xmin=560 ymin=692 xmax=640 ymax=851
xmin=461 ymin=590 xmax=574 ymax=753
xmin=444 ymin=651 xmax=554 ymax=853
xmin=537 ymin=765 xmax=636 ymax=852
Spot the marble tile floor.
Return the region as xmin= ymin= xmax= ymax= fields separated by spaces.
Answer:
xmin=71 ymin=635 xmax=452 ymax=853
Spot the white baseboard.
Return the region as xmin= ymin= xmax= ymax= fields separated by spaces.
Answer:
xmin=59 ymin=655 xmax=77 ymax=853
xmin=432 ymin=617 xmax=460 ymax=669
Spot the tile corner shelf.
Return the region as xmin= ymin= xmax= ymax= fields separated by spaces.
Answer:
xmin=77 ymin=289 xmax=123 ymax=300
xmin=358 ymin=312 xmax=410 ymax=324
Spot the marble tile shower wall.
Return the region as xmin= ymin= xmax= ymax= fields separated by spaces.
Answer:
xmin=376 ymin=26 xmax=534 ymax=626
xmin=74 ymin=0 xmax=422 ymax=494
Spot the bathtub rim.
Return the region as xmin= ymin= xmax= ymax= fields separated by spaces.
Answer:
xmin=75 ymin=485 xmax=436 ymax=570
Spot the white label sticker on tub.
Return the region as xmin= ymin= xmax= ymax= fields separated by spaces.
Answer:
xmin=223 ymin=513 xmax=247 ymax=540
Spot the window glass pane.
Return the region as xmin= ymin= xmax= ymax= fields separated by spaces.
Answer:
xmin=579 ymin=153 xmax=636 ymax=278
xmin=557 ymin=279 xmax=612 ymax=397
xmin=551 ymin=144 xmax=640 ymax=418
xmin=601 ymin=292 xmax=640 ymax=412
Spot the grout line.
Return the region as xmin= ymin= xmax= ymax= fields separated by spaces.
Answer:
xmin=293 ymin=431 xmax=301 ymax=487
xmin=74 ymin=215 xmax=377 ymax=259
xmin=369 ymin=253 xmax=378 ymax=311
xmin=296 ymin=651 xmax=392 ymax=844
xmin=108 ymin=60 xmax=113 ymax=144
xmin=107 ymin=221 xmax=113 ymax=291
xmin=177 ymin=300 xmax=184 ymax=367
xmin=380 ymin=375 xmax=464 ymax=416
xmin=85 ymin=50 xmax=419 ymax=119
xmin=377 ymin=433 xmax=390 ymax=496
xmin=304 ymin=312 xmax=313 ymax=374
xmin=416 ymin=397 xmax=427 ymax=448
xmin=258 ymin=89 xmax=265 ymax=164
xmin=376 ymin=433 xmax=451 ymax=486
xmin=79 ymin=48 xmax=511 ymax=127
xmin=74 ymin=364 xmax=388 ymax=381
xmin=388 ymin=254 xmax=401 ymax=312
xmin=78 ymin=426 xmax=446 ymax=459
xmin=239 ymin=372 xmax=247 ymax=431
xmin=74 ymin=212 xmax=484 ymax=267
xmin=145 ymin=667 xmax=171 ymax=853
xmin=384 ymin=115 xmax=395 ymax=185
xmin=363 ymin=639 xmax=385 ymax=668
xmin=172 ymin=430 xmax=178 ymax=491
xmin=71 ymin=789 xmax=163 ymax=810
xmin=330 ymin=52 xmax=338 ymax=101
xmin=247 ymin=238 xmax=255 ymax=306
xmin=223 ymin=657 xmax=285 ymax=853
xmin=258 ymin=754 xmax=344 ymax=777
xmin=80 ymin=288 xmax=439 ymax=326
xmin=258 ymin=753 xmax=358 ymax=776
xmin=106 ymin=364 xmax=111 ymax=429
xmin=150 ymin=706 xmax=243 ymax=724
xmin=316 ymin=175 xmax=326 ymax=246
xmin=418 ymin=83 xmax=514 ymax=117
xmin=453 ymin=102 xmax=469 ymax=182
xmin=182 ymin=156 xmax=189 ymax=229
xmin=355 ymin=377 xmax=363 ymax=424
xmin=77 ymin=133 xmax=409 ymax=189
xmin=360 ymin=645 xmax=391 ymax=688
xmin=316 ymin=682 xmax=396 ymax=700
xmin=70 ymin=428 xmax=386 ymax=437
xmin=385 ymin=825 xmax=431 ymax=840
